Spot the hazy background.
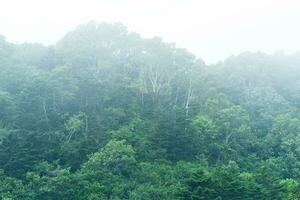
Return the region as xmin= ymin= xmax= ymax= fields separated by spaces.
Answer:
xmin=0 ymin=0 xmax=299 ymax=63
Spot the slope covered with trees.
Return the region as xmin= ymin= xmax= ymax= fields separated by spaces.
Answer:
xmin=1 ymin=22 xmax=300 ymax=199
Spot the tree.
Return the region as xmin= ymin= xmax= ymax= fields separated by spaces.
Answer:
xmin=83 ymin=139 xmax=137 ymax=177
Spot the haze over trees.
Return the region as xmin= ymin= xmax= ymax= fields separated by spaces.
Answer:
xmin=1 ymin=22 xmax=300 ymax=199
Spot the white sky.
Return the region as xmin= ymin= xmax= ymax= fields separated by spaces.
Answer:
xmin=0 ymin=0 xmax=299 ymax=63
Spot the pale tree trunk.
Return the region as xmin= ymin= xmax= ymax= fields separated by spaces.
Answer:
xmin=148 ymin=65 xmax=162 ymax=103
xmin=42 ymin=98 xmax=50 ymax=128
xmin=185 ymin=78 xmax=193 ymax=118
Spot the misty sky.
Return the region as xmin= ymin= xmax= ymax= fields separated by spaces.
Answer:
xmin=0 ymin=0 xmax=299 ymax=63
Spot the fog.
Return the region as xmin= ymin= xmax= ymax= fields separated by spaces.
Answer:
xmin=2 ymin=1 xmax=300 ymax=198
xmin=0 ymin=0 xmax=300 ymax=63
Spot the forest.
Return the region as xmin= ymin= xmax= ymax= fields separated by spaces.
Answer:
xmin=1 ymin=22 xmax=300 ymax=199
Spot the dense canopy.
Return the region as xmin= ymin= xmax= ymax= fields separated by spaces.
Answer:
xmin=1 ymin=22 xmax=300 ymax=199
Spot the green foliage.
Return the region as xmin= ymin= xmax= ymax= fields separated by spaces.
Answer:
xmin=83 ymin=140 xmax=137 ymax=177
xmin=0 ymin=170 xmax=31 ymax=200
xmin=1 ymin=22 xmax=300 ymax=199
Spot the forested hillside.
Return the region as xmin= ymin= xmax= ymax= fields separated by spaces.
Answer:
xmin=1 ymin=22 xmax=300 ymax=199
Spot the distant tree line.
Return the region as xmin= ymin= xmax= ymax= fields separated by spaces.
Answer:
xmin=0 ymin=22 xmax=300 ymax=199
